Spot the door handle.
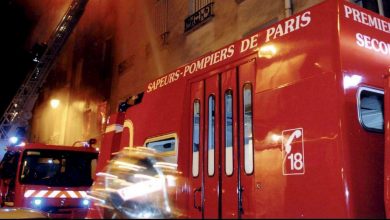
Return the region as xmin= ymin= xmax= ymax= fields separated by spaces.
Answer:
xmin=193 ymin=187 xmax=202 ymax=211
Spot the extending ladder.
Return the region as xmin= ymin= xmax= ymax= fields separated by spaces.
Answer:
xmin=0 ymin=0 xmax=89 ymax=146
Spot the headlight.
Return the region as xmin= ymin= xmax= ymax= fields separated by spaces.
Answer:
xmin=82 ymin=199 xmax=90 ymax=206
xmin=33 ymin=198 xmax=42 ymax=206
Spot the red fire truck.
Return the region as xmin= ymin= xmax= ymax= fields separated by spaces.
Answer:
xmin=0 ymin=142 xmax=98 ymax=218
xmin=89 ymin=0 xmax=390 ymax=218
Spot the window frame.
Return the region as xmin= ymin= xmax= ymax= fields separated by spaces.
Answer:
xmin=224 ymin=89 xmax=234 ymax=176
xmin=356 ymin=86 xmax=384 ymax=133
xmin=144 ymin=133 xmax=179 ymax=164
xmin=243 ymin=83 xmax=254 ymax=175
xmin=192 ymin=99 xmax=201 ymax=177
xmin=207 ymin=94 xmax=215 ymax=177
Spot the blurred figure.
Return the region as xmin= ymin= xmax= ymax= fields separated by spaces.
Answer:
xmin=87 ymin=147 xmax=182 ymax=219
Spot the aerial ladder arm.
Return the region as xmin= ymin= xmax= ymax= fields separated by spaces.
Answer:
xmin=0 ymin=0 xmax=89 ymax=146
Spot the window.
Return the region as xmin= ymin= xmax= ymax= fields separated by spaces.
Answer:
xmin=0 ymin=151 xmax=20 ymax=179
xmin=243 ymin=84 xmax=254 ymax=174
xmin=225 ymin=90 xmax=233 ymax=176
xmin=385 ymin=0 xmax=390 ymax=17
xmin=352 ymin=0 xmax=390 ymax=18
xmin=154 ymin=0 xmax=169 ymax=44
xmin=19 ymin=150 xmax=98 ymax=187
xmin=188 ymin=0 xmax=213 ymax=14
xmin=185 ymin=0 xmax=215 ymax=32
xmin=192 ymin=100 xmax=200 ymax=177
xmin=208 ymin=95 xmax=215 ymax=176
xmin=145 ymin=133 xmax=178 ymax=164
xmin=101 ymin=38 xmax=113 ymax=79
xmin=357 ymin=87 xmax=384 ymax=132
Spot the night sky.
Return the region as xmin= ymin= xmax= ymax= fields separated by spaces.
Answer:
xmin=0 ymin=0 xmax=36 ymax=117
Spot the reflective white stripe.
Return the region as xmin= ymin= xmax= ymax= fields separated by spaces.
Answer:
xmin=24 ymin=190 xmax=87 ymax=198
xmin=35 ymin=190 xmax=48 ymax=198
xmin=24 ymin=190 xmax=35 ymax=198
xmin=80 ymin=191 xmax=87 ymax=198
xmin=67 ymin=191 xmax=77 ymax=198
xmin=48 ymin=190 xmax=61 ymax=198
xmin=105 ymin=124 xmax=123 ymax=133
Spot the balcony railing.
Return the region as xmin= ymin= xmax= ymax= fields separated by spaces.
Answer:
xmin=184 ymin=2 xmax=214 ymax=33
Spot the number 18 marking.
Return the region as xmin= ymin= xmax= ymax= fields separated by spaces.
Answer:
xmin=282 ymin=128 xmax=305 ymax=175
xmin=287 ymin=152 xmax=304 ymax=171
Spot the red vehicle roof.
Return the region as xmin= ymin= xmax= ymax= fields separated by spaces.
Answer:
xmin=6 ymin=143 xmax=98 ymax=154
